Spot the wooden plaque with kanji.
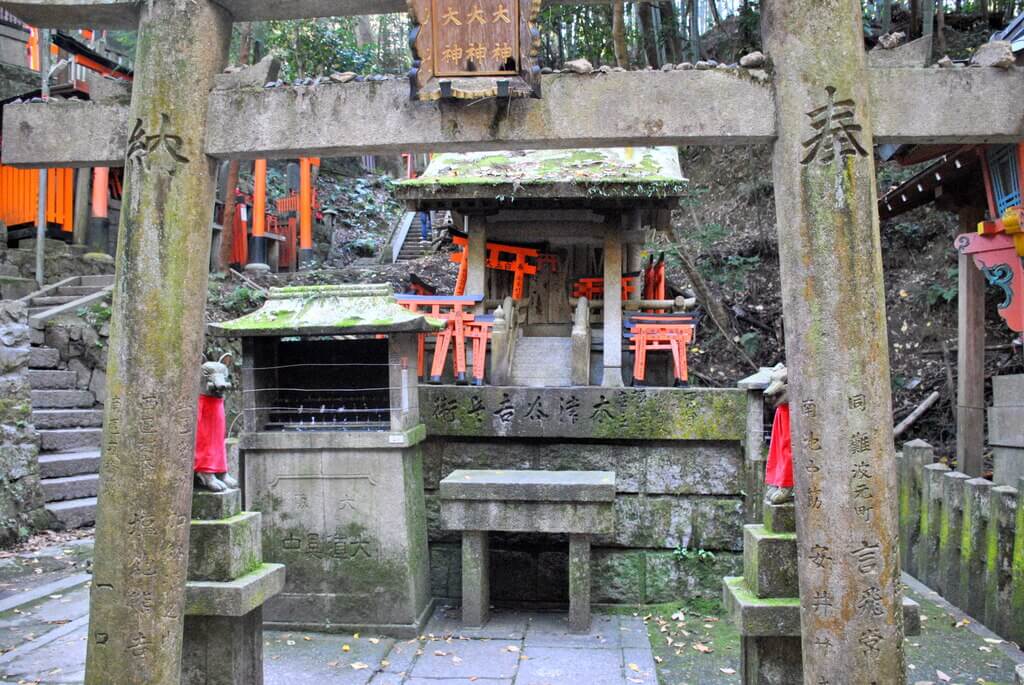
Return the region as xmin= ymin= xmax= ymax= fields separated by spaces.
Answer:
xmin=409 ymin=0 xmax=542 ymax=101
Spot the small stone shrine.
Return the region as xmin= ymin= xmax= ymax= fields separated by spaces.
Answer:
xmin=210 ymin=284 xmax=445 ymax=635
xmin=183 ymin=488 xmax=284 ymax=685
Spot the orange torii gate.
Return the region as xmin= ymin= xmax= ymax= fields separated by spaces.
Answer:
xmin=451 ymin=233 xmax=540 ymax=300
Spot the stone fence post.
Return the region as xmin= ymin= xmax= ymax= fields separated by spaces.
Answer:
xmin=961 ymin=477 xmax=992 ymax=622
xmin=919 ymin=462 xmax=950 ymax=590
xmin=938 ymin=471 xmax=971 ymax=606
xmin=900 ymin=439 xmax=934 ymax=576
xmin=986 ymin=485 xmax=1018 ymax=637
xmin=0 ymin=301 xmax=46 ymax=544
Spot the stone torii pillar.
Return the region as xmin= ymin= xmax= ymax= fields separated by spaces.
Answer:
xmin=82 ymin=3 xmax=230 ymax=685
xmin=765 ymin=0 xmax=905 ymax=683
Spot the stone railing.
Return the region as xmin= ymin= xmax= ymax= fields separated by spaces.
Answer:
xmin=487 ymin=296 xmax=518 ymax=386
xmin=898 ymin=439 xmax=1024 ymax=644
xmin=0 ymin=301 xmax=46 ymax=545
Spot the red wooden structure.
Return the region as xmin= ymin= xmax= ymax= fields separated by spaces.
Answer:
xmin=451 ymin=234 xmax=540 ymax=299
xmin=396 ymin=294 xmax=486 ymax=384
xmin=571 ymin=275 xmax=639 ymax=301
xmin=625 ymin=313 xmax=699 ymax=387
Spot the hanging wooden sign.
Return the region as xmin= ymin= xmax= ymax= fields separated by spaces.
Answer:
xmin=409 ymin=0 xmax=542 ymax=101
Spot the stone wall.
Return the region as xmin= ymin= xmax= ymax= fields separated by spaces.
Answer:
xmin=0 ymin=302 xmax=46 ymax=544
xmin=421 ymin=387 xmax=749 ymax=605
xmin=42 ymin=310 xmax=110 ymax=405
xmin=5 ymin=240 xmax=114 ymax=283
xmin=898 ymin=440 xmax=1024 ymax=645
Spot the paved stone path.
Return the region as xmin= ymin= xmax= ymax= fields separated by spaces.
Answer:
xmin=0 ymin=539 xmax=1020 ymax=684
xmin=263 ymin=606 xmax=657 ymax=685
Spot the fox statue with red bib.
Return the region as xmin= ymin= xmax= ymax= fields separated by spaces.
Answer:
xmin=195 ymin=353 xmax=238 ymax=492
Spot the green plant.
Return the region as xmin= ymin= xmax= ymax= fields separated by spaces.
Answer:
xmin=739 ymin=331 xmax=762 ymax=357
xmin=77 ymin=301 xmax=112 ymax=328
xmin=221 ymin=286 xmax=266 ymax=315
xmin=673 ymin=546 xmax=717 ymax=563
xmin=924 ymin=267 xmax=959 ymax=307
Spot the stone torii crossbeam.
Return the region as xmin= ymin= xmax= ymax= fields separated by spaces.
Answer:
xmin=2 ymin=1 xmax=1023 ymax=684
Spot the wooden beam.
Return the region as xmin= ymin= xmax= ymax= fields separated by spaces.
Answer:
xmin=957 ymin=247 xmax=986 ymax=476
xmin=4 ymin=68 xmax=1024 ymax=168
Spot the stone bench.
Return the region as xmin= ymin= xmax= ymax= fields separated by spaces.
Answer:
xmin=439 ymin=469 xmax=615 ymax=633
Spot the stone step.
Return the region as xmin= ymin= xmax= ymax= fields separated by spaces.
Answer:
xmin=32 ymin=409 xmax=104 ymax=429
xmin=27 ymin=369 xmax=78 ymax=390
xmin=742 ymin=524 xmax=798 ymax=599
xmin=41 ymin=473 xmax=99 ymax=503
xmin=28 ymin=346 xmax=61 ymax=369
xmin=30 ymin=328 xmax=44 ymax=346
xmin=79 ymin=275 xmax=115 ymax=287
xmin=27 ymin=307 xmax=49 ymax=317
xmin=39 ymin=428 xmax=102 ymax=452
xmin=30 ymin=295 xmax=80 ymax=308
xmin=31 ymin=389 xmax=95 ymax=408
xmin=45 ymin=497 xmax=96 ymax=530
xmin=39 ymin=450 xmax=101 ymax=479
xmin=55 ymin=285 xmax=103 ymax=297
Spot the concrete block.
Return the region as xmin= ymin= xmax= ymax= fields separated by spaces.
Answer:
xmin=985 ymin=485 xmax=1017 ymax=636
xmin=961 ymin=477 xmax=992 ymax=621
xmin=188 ymin=512 xmax=262 ymax=583
xmin=989 ymin=406 xmax=1024 ymax=447
xmin=192 ymin=489 xmax=242 ymax=521
xmin=918 ymin=462 xmax=950 ymax=589
xmin=992 ymin=374 xmax=1024 ymax=406
xmin=244 ymin=446 xmax=431 ymax=634
xmin=182 ymin=608 xmax=264 ymax=685
xmin=993 ymin=446 xmax=1024 ymax=487
xmin=762 ymin=503 xmax=795 ymax=533
xmin=185 ymin=563 xmax=285 ymax=617
xmin=939 ymin=471 xmax=971 ymax=608
xmin=742 ymin=525 xmax=797 ymax=599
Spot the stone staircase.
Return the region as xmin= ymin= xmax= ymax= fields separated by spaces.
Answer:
xmin=395 ymin=213 xmax=432 ymax=262
xmin=510 ymin=336 xmax=574 ymax=387
xmin=23 ymin=275 xmax=114 ymax=530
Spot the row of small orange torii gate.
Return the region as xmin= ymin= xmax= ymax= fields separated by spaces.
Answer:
xmin=400 ymin=236 xmax=691 ymax=386
xmin=2 ymin=0 xmax=1022 ymax=683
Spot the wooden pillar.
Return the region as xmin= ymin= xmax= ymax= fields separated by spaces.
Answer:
xmin=466 ymin=218 xmax=487 ymax=314
xmin=73 ymin=168 xmax=91 ymax=246
xmin=298 ymin=157 xmax=314 ymax=268
xmin=763 ymin=0 xmax=905 ymax=682
xmin=603 ymin=225 xmax=624 ymax=387
xmin=626 ymin=210 xmax=643 ymax=302
xmin=83 ymin=3 xmax=231 ymax=684
xmin=957 ymin=212 xmax=986 ymax=477
xmin=88 ymin=167 xmax=110 ymax=254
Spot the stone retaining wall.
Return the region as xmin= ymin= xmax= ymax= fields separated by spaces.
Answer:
xmin=421 ymin=387 xmax=749 ymax=605
xmin=0 ymin=301 xmax=46 ymax=544
xmin=898 ymin=439 xmax=1024 ymax=645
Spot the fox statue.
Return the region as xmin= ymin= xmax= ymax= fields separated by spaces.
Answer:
xmin=195 ymin=353 xmax=239 ymax=492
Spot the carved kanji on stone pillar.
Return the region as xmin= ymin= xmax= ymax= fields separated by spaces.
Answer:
xmin=764 ymin=0 xmax=906 ymax=682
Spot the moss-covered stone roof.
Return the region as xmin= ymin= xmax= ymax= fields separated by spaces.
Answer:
xmin=209 ymin=284 xmax=445 ymax=338
xmin=395 ymin=147 xmax=687 ymax=202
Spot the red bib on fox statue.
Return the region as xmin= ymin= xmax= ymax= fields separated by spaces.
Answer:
xmin=765 ymin=402 xmax=793 ymax=488
xmin=194 ymin=394 xmax=227 ymax=474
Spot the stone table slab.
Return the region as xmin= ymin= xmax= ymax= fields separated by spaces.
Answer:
xmin=440 ymin=469 xmax=616 ymax=502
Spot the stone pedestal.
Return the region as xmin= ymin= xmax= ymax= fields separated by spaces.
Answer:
xmin=242 ymin=430 xmax=432 ymax=637
xmin=724 ymin=503 xmax=920 ymax=684
xmin=183 ymin=489 xmax=285 ymax=685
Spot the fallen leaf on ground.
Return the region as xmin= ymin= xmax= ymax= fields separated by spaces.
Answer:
xmin=628 ymin=663 xmax=640 ymax=672
xmin=693 ymin=643 xmax=713 ymax=654
xmin=350 ymin=662 xmax=369 ymax=670
xmin=720 ymin=668 xmax=736 ymax=675
xmin=936 ymin=670 xmax=951 ymax=682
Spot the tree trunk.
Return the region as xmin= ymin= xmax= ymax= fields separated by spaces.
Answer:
xmin=708 ymin=0 xmax=723 ymax=27
xmin=356 ymin=15 xmax=373 ymax=48
xmin=637 ymin=2 xmax=660 ymax=67
xmin=910 ymin=0 xmax=921 ymax=37
xmin=937 ymin=0 xmax=947 ymax=54
xmin=613 ymin=0 xmax=629 ymax=68
xmin=659 ymin=1 xmax=683 ymax=64
xmin=217 ymin=23 xmax=252 ymax=272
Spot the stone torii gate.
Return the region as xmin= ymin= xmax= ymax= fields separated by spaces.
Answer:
xmin=2 ymin=1 xmax=1023 ymax=684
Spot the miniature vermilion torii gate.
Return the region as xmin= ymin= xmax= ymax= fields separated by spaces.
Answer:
xmin=2 ymin=0 xmax=1023 ymax=683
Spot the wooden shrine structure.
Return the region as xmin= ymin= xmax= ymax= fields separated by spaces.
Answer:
xmin=2 ymin=0 xmax=1024 ymax=683
xmin=396 ymin=147 xmax=687 ymax=387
